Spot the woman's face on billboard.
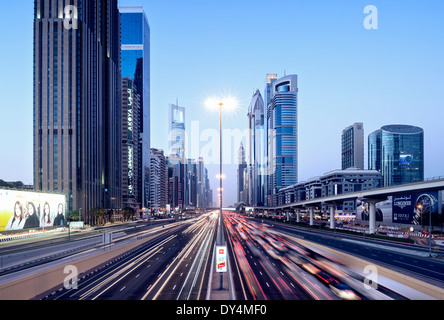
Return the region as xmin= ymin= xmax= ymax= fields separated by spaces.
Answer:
xmin=15 ymin=203 xmax=21 ymax=217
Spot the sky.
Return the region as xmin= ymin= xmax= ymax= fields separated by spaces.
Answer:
xmin=0 ymin=0 xmax=443 ymax=207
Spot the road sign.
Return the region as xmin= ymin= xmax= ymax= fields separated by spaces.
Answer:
xmin=216 ymin=246 xmax=227 ymax=273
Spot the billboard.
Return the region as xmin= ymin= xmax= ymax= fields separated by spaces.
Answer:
xmin=216 ymin=246 xmax=227 ymax=273
xmin=0 ymin=189 xmax=66 ymax=232
xmin=392 ymin=192 xmax=439 ymax=225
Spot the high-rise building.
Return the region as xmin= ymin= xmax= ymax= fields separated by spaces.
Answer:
xmin=168 ymin=103 xmax=186 ymax=161
xmin=263 ymin=74 xmax=278 ymax=206
xmin=33 ymin=0 xmax=122 ymax=218
xmin=266 ymin=75 xmax=299 ymax=206
xmin=368 ymin=124 xmax=424 ymax=187
xmin=237 ymin=142 xmax=247 ymax=204
xmin=120 ymin=6 xmax=151 ymax=209
xmin=342 ymin=123 xmax=364 ymax=170
xmin=150 ymin=148 xmax=166 ymax=213
xmin=122 ymin=78 xmax=141 ymax=210
xmin=247 ymin=90 xmax=266 ymax=206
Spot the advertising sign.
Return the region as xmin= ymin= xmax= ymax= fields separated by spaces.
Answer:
xmin=0 ymin=189 xmax=66 ymax=232
xmin=392 ymin=192 xmax=439 ymax=225
xmin=216 ymin=246 xmax=227 ymax=273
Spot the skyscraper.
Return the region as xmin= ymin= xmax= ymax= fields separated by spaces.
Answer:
xmin=342 ymin=123 xmax=364 ymax=170
xmin=368 ymin=124 xmax=424 ymax=187
xmin=150 ymin=148 xmax=166 ymax=213
xmin=122 ymin=78 xmax=141 ymax=210
xmin=263 ymin=74 xmax=277 ymax=206
xmin=33 ymin=0 xmax=122 ymax=218
xmin=247 ymin=89 xmax=266 ymax=206
xmin=120 ymin=6 xmax=151 ymax=209
xmin=168 ymin=103 xmax=186 ymax=162
xmin=266 ymin=75 xmax=299 ymax=206
xmin=237 ymin=142 xmax=247 ymax=204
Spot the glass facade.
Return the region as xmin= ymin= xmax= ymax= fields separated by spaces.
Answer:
xmin=369 ymin=125 xmax=424 ymax=187
xmin=120 ymin=7 xmax=151 ymax=208
xmin=266 ymin=75 xmax=298 ymax=206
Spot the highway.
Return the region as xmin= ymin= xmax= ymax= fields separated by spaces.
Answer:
xmin=1 ymin=211 xmax=443 ymax=301
xmin=45 ymin=212 xmax=218 ymax=300
xmin=223 ymin=212 xmax=442 ymax=300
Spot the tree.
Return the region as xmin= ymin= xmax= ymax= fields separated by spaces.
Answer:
xmin=68 ymin=210 xmax=82 ymax=222
xmin=122 ymin=207 xmax=136 ymax=222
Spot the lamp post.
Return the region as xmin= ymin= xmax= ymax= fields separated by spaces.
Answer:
xmin=417 ymin=204 xmax=432 ymax=257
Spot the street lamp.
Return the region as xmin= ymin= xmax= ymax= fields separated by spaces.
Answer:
xmin=417 ymin=203 xmax=433 ymax=257
xmin=205 ymin=95 xmax=239 ymax=290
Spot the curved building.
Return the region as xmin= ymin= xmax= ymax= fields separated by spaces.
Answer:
xmin=368 ymin=124 xmax=424 ymax=187
xmin=247 ymin=89 xmax=266 ymax=206
xmin=266 ymin=75 xmax=298 ymax=206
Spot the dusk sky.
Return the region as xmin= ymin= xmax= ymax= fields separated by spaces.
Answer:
xmin=0 ymin=0 xmax=443 ymax=206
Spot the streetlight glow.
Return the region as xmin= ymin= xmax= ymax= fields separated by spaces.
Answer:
xmin=204 ymin=95 xmax=239 ymax=113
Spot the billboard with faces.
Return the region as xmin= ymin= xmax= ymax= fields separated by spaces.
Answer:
xmin=0 ymin=189 xmax=66 ymax=232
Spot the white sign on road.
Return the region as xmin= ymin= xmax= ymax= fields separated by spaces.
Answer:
xmin=216 ymin=246 xmax=227 ymax=273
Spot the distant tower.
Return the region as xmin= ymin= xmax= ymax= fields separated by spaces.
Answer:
xmin=237 ymin=142 xmax=247 ymax=203
xmin=168 ymin=103 xmax=186 ymax=162
xmin=341 ymin=123 xmax=364 ymax=170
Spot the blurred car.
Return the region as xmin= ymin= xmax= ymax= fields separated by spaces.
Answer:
xmin=329 ymin=282 xmax=360 ymax=300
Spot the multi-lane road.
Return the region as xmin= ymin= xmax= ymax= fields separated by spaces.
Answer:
xmin=1 ymin=211 xmax=443 ymax=301
xmin=44 ymin=212 xmax=218 ymax=300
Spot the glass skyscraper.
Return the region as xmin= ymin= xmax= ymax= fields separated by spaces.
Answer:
xmin=266 ymin=75 xmax=299 ymax=206
xmin=168 ymin=103 xmax=186 ymax=161
xmin=368 ymin=125 xmax=424 ymax=187
xmin=33 ymin=0 xmax=122 ymax=219
xmin=120 ymin=6 xmax=151 ymax=209
xmin=247 ymin=89 xmax=266 ymax=206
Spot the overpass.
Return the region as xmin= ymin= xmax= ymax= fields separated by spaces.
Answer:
xmin=251 ymin=177 xmax=444 ymax=234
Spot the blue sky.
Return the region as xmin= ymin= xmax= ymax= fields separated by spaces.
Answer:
xmin=0 ymin=1 xmax=443 ymax=206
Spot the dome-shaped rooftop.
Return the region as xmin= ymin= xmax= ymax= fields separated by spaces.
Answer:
xmin=381 ymin=124 xmax=423 ymax=135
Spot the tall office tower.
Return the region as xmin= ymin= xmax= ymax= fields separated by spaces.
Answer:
xmin=150 ymin=148 xmax=166 ymax=213
xmin=237 ymin=142 xmax=247 ymax=204
xmin=369 ymin=125 xmax=424 ymax=187
xmin=168 ymin=103 xmax=186 ymax=161
xmin=185 ymin=159 xmax=198 ymax=208
xmin=266 ymin=75 xmax=299 ymax=206
xmin=120 ymin=6 xmax=151 ymax=209
xmin=204 ymin=168 xmax=213 ymax=208
xmin=122 ymin=78 xmax=141 ymax=210
xmin=341 ymin=122 xmax=364 ymax=170
xmin=166 ymin=157 xmax=185 ymax=211
xmin=33 ymin=0 xmax=122 ymax=218
xmin=247 ymin=90 xmax=266 ymax=206
xmin=263 ymin=74 xmax=278 ymax=206
xmin=195 ymin=157 xmax=211 ymax=208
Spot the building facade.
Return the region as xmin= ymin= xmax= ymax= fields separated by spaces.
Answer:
xmin=168 ymin=103 xmax=186 ymax=162
xmin=369 ymin=125 xmax=424 ymax=187
xmin=33 ymin=0 xmax=122 ymax=219
xmin=122 ymin=78 xmax=141 ymax=210
xmin=266 ymin=75 xmax=299 ymax=206
xmin=278 ymin=168 xmax=381 ymax=214
xmin=237 ymin=142 xmax=247 ymax=204
xmin=120 ymin=6 xmax=151 ymax=209
xmin=247 ymin=90 xmax=266 ymax=206
xmin=150 ymin=148 xmax=166 ymax=213
xmin=341 ymin=122 xmax=364 ymax=170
